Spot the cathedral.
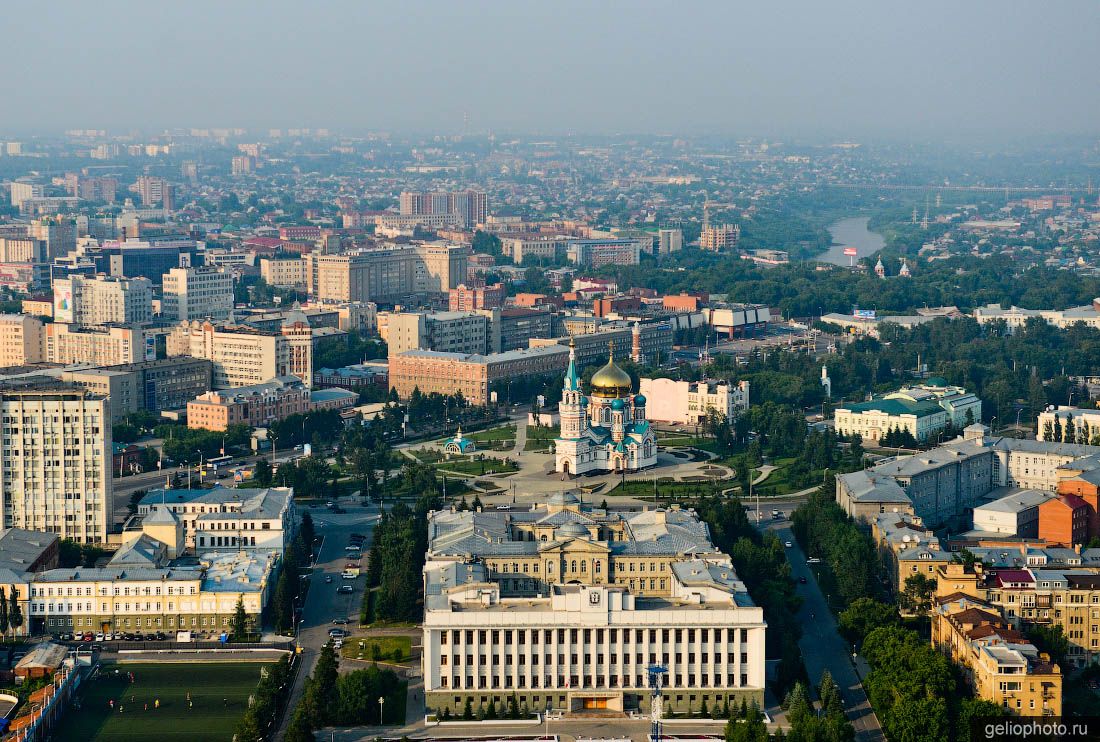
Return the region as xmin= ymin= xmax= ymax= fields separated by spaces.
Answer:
xmin=554 ymin=339 xmax=658 ymax=476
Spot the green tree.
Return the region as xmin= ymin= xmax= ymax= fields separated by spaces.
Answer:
xmin=900 ymin=573 xmax=935 ymax=616
xmin=232 ymin=596 xmax=250 ymax=640
xmin=254 ymin=458 xmax=273 ymax=487
xmin=0 ymin=586 xmax=8 ymax=638
xmin=8 ymin=586 xmax=22 ymax=637
xmin=838 ymin=598 xmax=899 ymax=644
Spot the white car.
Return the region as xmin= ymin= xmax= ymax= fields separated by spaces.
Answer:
xmin=95 ymin=632 xmax=105 ymax=642
xmin=784 ymin=541 xmax=793 ymax=548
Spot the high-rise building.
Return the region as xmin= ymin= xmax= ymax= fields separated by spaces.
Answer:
xmin=699 ymin=224 xmax=740 ymax=251
xmin=161 ymin=266 xmax=233 ymax=321
xmin=658 ymin=228 xmax=683 ymax=254
xmin=399 ymin=190 xmax=487 ymax=227
xmin=0 ymin=388 xmax=112 ymax=543
xmin=0 ymin=236 xmax=46 ymax=263
xmin=52 ymin=275 xmax=153 ymax=327
xmin=134 ymin=176 xmax=175 ymax=210
xmin=29 ymin=217 xmax=77 ymax=260
xmin=230 ymin=156 xmax=255 ymax=175
xmin=8 ymin=182 xmax=44 ymax=209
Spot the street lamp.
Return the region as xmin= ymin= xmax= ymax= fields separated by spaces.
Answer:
xmin=378 ymin=696 xmax=385 ymax=726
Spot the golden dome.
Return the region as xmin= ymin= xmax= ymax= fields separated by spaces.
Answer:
xmin=589 ymin=343 xmax=632 ymax=397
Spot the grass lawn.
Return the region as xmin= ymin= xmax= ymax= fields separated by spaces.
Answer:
xmin=340 ymin=635 xmax=413 ymax=662
xmin=525 ymin=424 xmax=559 ymax=449
xmin=435 ymin=457 xmax=518 ymax=476
xmin=54 ymin=662 xmax=270 ymax=742
xmin=608 ymin=478 xmax=727 ymax=500
xmin=451 ymin=426 xmax=516 ymax=453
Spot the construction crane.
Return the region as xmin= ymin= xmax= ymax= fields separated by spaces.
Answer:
xmin=702 ymin=199 xmax=735 ymax=230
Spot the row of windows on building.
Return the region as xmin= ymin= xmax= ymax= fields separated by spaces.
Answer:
xmin=441 ymin=650 xmax=750 ymax=667
xmin=440 ymin=627 xmax=751 ymax=645
xmin=438 ymin=672 xmax=751 ymax=689
xmin=46 ymin=615 xmax=235 ymax=628
xmin=33 ymin=584 xmax=197 ymax=598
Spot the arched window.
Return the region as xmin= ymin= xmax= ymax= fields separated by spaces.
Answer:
xmin=547 ymin=561 xmax=554 ymax=573
xmin=571 ymin=560 xmax=577 ymax=572
xmin=595 ymin=561 xmax=602 ymax=574
xmin=540 ymin=534 xmax=547 ymax=542
xmin=581 ymin=560 xmax=587 ymax=573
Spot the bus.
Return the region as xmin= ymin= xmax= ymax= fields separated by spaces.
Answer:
xmin=205 ymin=455 xmax=233 ymax=471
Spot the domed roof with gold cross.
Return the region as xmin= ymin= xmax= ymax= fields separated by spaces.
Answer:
xmin=589 ymin=342 xmax=632 ymax=398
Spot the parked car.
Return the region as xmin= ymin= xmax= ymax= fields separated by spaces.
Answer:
xmin=328 ymin=628 xmax=349 ymax=638
xmin=806 ymin=557 xmax=821 ymax=564
xmin=82 ymin=632 xmax=94 ymax=642
xmin=784 ymin=541 xmax=793 ymax=548
xmin=332 ymin=618 xmax=349 ymax=626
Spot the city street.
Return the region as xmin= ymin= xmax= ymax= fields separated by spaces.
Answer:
xmin=755 ymin=519 xmax=884 ymax=742
xmin=276 ymin=500 xmax=383 ymax=739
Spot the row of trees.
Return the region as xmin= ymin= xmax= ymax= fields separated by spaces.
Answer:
xmin=232 ymin=656 xmax=293 ymax=741
xmin=0 ymin=586 xmax=23 ymax=638
xmin=268 ymin=513 xmax=314 ymax=632
xmin=790 ymin=489 xmax=880 ymax=607
xmin=365 ymin=470 xmax=442 ymax=623
xmin=695 ymin=496 xmax=804 ymax=695
xmin=154 ymin=422 xmax=252 ymax=464
xmin=285 ymin=646 xmax=406 ymax=741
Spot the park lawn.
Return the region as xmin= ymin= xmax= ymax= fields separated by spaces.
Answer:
xmin=609 ymin=478 xmax=727 ymax=500
xmin=54 ymin=662 xmax=270 ymax=742
xmin=340 ymin=634 xmax=413 ymax=662
xmin=466 ymin=426 xmax=516 ymax=445
xmin=435 ymin=458 xmax=518 ymax=476
xmin=524 ymin=425 xmax=560 ymax=451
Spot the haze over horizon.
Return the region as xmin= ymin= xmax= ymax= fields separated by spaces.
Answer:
xmin=3 ymin=0 xmax=1099 ymax=139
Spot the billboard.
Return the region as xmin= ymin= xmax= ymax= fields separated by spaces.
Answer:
xmin=53 ymin=281 xmax=75 ymax=322
xmin=853 ymin=309 xmax=877 ymax=320
xmin=144 ymin=335 xmax=157 ymax=361
xmin=843 ymin=247 xmax=858 ymax=257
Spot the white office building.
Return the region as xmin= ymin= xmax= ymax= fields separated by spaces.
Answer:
xmin=421 ymin=494 xmax=766 ymax=716
xmin=0 ymin=389 xmax=112 ymax=543
xmin=53 ymin=275 xmax=153 ymax=327
xmin=161 ymin=266 xmax=234 ymax=322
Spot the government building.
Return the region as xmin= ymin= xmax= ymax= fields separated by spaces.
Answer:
xmin=421 ymin=493 xmax=766 ymax=717
xmin=554 ymin=341 xmax=657 ymax=476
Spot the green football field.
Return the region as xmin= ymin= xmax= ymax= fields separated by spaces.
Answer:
xmin=51 ymin=662 xmax=271 ymax=742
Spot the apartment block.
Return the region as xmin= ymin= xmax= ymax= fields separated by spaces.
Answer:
xmin=53 ymin=275 xmax=153 ymax=327
xmin=161 ymin=266 xmax=233 ymax=321
xmin=400 ymin=189 xmax=487 ymax=227
xmin=44 ymin=324 xmax=145 ymax=366
xmin=166 ymin=321 xmax=310 ymax=389
xmin=699 ymin=224 xmax=740 ymax=251
xmin=932 ymin=594 xmax=1061 ymax=716
xmin=0 ymin=388 xmax=112 ymax=543
xmin=387 ymin=311 xmax=491 ymax=357
xmin=260 ymin=257 xmax=307 ymax=287
xmin=29 ymin=217 xmax=77 ymax=260
xmin=0 ymin=237 xmax=46 ymax=263
xmin=305 ymin=244 xmax=469 ymax=304
xmin=0 ymin=314 xmax=45 ymax=365
xmin=657 ymin=229 xmax=683 ymax=255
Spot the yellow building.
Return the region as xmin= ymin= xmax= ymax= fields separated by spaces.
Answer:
xmin=933 ymin=594 xmax=1061 ymax=716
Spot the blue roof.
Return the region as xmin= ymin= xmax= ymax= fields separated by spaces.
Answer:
xmin=311 ymin=388 xmax=357 ymax=402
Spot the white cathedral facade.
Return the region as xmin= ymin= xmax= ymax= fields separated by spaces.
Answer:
xmin=554 ymin=340 xmax=658 ymax=476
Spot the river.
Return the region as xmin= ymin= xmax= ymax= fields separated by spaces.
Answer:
xmin=819 ymin=216 xmax=885 ymax=266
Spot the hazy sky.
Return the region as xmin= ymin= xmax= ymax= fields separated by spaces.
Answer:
xmin=5 ymin=1 xmax=1098 ymax=138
